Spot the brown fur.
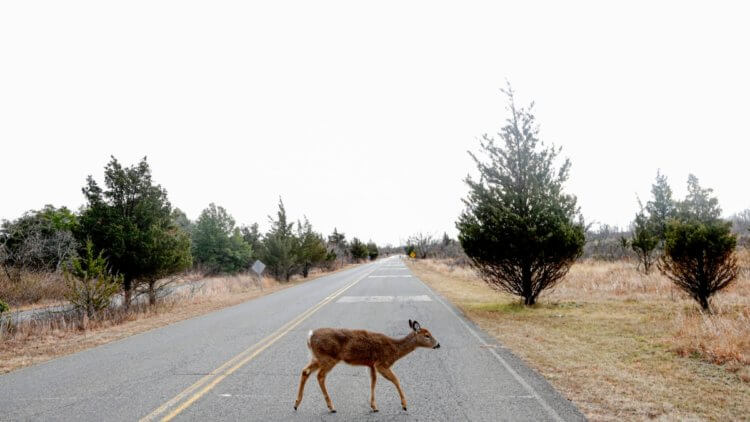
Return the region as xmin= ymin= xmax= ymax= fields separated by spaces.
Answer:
xmin=294 ymin=320 xmax=439 ymax=413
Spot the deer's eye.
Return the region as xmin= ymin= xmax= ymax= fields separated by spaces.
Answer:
xmin=424 ymin=334 xmax=430 ymax=338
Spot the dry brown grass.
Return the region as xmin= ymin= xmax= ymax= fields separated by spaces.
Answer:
xmin=408 ymin=251 xmax=750 ymax=422
xmin=0 ymin=271 xmax=67 ymax=306
xmin=0 ymin=264 xmax=358 ymax=374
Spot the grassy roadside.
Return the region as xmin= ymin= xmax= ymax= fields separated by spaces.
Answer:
xmin=408 ymin=258 xmax=750 ymax=421
xmin=0 ymin=264 xmax=359 ymax=374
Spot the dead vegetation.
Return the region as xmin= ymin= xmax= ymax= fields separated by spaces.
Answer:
xmin=0 ymin=265 xmax=354 ymax=374
xmin=408 ymin=251 xmax=750 ymax=421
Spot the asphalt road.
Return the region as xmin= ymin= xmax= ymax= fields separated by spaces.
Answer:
xmin=0 ymin=257 xmax=585 ymax=421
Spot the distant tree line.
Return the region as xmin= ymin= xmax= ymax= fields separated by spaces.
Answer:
xmin=0 ymin=157 xmax=380 ymax=313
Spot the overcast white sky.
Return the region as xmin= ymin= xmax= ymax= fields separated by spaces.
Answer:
xmin=1 ymin=1 xmax=748 ymax=246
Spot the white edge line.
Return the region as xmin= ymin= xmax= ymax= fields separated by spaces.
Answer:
xmin=413 ymin=275 xmax=565 ymax=422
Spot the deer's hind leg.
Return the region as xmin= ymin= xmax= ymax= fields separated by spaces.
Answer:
xmin=294 ymin=358 xmax=319 ymax=410
xmin=369 ymin=365 xmax=378 ymax=412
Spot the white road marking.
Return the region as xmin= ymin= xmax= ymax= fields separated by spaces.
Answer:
xmin=336 ymin=295 xmax=432 ymax=303
xmin=368 ymin=275 xmax=412 ymax=278
xmin=412 ymin=277 xmax=565 ymax=422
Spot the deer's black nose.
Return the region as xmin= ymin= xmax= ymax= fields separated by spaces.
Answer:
xmin=433 ymin=343 xmax=441 ymax=349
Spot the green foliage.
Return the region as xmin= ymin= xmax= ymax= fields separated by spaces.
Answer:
xmin=645 ymin=170 xmax=676 ymax=243
xmin=349 ymin=237 xmax=369 ymax=261
xmin=171 ymin=208 xmax=193 ymax=234
xmin=677 ymin=174 xmax=722 ymax=223
xmin=77 ymin=156 xmax=192 ymax=306
xmin=456 ymin=85 xmax=585 ymax=306
xmin=240 ymin=223 xmax=263 ymax=255
xmin=0 ymin=299 xmax=9 ymax=314
xmin=64 ymin=240 xmax=122 ymax=318
xmin=262 ymin=198 xmax=300 ymax=281
xmin=366 ymin=242 xmax=379 ymax=260
xmin=191 ymin=203 xmax=253 ymax=274
xmin=630 ymin=209 xmax=659 ymax=273
xmin=658 ymin=220 xmax=738 ymax=312
xmin=297 ymin=218 xmax=327 ymax=277
xmin=0 ymin=205 xmax=79 ymax=274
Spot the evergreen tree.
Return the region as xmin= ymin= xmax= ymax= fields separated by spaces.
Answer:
xmin=77 ymin=157 xmax=192 ymax=307
xmin=366 ymin=242 xmax=379 ymax=260
xmin=456 ymin=85 xmax=585 ymax=306
xmin=192 ymin=203 xmax=253 ymax=274
xmin=659 ymin=220 xmax=738 ymax=312
xmin=64 ymin=240 xmax=122 ymax=318
xmin=678 ymin=174 xmax=721 ymax=223
xmin=240 ymin=223 xmax=263 ymax=256
xmin=630 ymin=207 xmax=658 ymax=273
xmin=297 ymin=218 xmax=327 ymax=277
xmin=645 ymin=170 xmax=676 ymax=243
xmin=262 ymin=198 xmax=300 ymax=281
xmin=349 ymin=237 xmax=369 ymax=261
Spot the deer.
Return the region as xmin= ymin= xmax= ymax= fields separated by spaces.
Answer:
xmin=294 ymin=319 xmax=440 ymax=413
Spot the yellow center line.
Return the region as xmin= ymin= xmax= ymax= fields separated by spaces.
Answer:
xmin=140 ymin=265 xmax=378 ymax=422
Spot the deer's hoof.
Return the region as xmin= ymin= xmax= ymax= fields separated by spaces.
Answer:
xmin=293 ymin=406 xmax=297 ymax=411
xmin=330 ymin=409 xmax=337 ymax=413
xmin=372 ymin=409 xmax=379 ymax=413
xmin=402 ymin=406 xmax=407 ymax=411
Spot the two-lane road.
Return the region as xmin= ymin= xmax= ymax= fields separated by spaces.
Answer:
xmin=0 ymin=257 xmax=584 ymax=421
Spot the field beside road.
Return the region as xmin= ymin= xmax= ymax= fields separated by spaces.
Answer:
xmin=0 ymin=267 xmax=353 ymax=374
xmin=408 ymin=255 xmax=750 ymax=421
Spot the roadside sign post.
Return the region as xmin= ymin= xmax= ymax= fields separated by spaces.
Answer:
xmin=251 ymin=260 xmax=266 ymax=291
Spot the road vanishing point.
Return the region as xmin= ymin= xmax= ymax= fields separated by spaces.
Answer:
xmin=0 ymin=257 xmax=585 ymax=421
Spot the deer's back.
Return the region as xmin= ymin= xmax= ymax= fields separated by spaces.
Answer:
xmin=309 ymin=328 xmax=396 ymax=367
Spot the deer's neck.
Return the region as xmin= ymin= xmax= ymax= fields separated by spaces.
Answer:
xmin=392 ymin=332 xmax=418 ymax=362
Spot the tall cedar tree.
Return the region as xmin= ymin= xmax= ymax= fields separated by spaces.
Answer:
xmin=77 ymin=157 xmax=192 ymax=307
xmin=262 ymin=198 xmax=299 ymax=281
xmin=456 ymin=86 xmax=585 ymax=305
xmin=645 ymin=170 xmax=676 ymax=243
xmin=297 ymin=218 xmax=327 ymax=277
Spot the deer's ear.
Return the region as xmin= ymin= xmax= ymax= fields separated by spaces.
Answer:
xmin=408 ymin=319 xmax=414 ymax=329
xmin=412 ymin=320 xmax=421 ymax=331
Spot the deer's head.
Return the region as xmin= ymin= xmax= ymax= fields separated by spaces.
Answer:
xmin=408 ymin=319 xmax=440 ymax=349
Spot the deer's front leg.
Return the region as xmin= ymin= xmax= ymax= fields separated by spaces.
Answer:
xmin=377 ymin=366 xmax=407 ymax=411
xmin=369 ymin=365 xmax=378 ymax=412
xmin=317 ymin=363 xmax=337 ymax=413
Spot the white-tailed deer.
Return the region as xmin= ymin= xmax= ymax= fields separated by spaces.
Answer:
xmin=294 ymin=319 xmax=440 ymax=413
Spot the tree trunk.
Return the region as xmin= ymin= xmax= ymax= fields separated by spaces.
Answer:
xmin=521 ymin=264 xmax=534 ymax=306
xmin=698 ymin=295 xmax=711 ymax=314
xmin=123 ymin=279 xmax=132 ymax=309
xmin=148 ymin=280 xmax=157 ymax=306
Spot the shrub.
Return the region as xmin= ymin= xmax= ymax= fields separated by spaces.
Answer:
xmin=64 ymin=241 xmax=122 ymax=318
xmin=0 ymin=299 xmax=9 ymax=315
xmin=658 ymin=220 xmax=739 ymax=312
